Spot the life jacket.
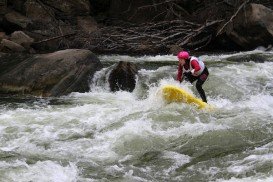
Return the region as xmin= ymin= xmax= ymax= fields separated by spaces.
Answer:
xmin=183 ymin=56 xmax=205 ymax=76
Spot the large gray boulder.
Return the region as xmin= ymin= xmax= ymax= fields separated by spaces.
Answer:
xmin=226 ymin=3 xmax=273 ymax=49
xmin=0 ymin=49 xmax=103 ymax=96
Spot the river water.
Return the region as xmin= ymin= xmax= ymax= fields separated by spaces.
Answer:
xmin=0 ymin=50 xmax=273 ymax=182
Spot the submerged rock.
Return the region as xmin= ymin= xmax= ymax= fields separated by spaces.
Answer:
xmin=225 ymin=52 xmax=272 ymax=63
xmin=108 ymin=61 xmax=138 ymax=92
xmin=0 ymin=49 xmax=103 ymax=96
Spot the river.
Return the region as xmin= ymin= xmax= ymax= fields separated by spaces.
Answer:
xmin=0 ymin=50 xmax=273 ymax=182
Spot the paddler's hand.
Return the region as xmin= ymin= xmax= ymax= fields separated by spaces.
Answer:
xmin=182 ymin=74 xmax=189 ymax=82
xmin=191 ymin=69 xmax=198 ymax=76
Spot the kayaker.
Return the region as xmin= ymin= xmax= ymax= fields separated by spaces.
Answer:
xmin=177 ymin=51 xmax=209 ymax=103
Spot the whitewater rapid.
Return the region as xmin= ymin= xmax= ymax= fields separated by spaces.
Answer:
xmin=0 ymin=50 xmax=273 ymax=181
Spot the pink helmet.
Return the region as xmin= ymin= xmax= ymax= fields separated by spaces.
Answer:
xmin=177 ymin=51 xmax=189 ymax=60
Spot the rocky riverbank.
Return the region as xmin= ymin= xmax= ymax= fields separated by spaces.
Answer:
xmin=0 ymin=0 xmax=273 ymax=55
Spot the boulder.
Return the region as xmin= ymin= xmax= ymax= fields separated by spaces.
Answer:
xmin=0 ymin=39 xmax=26 ymax=53
xmin=108 ymin=61 xmax=138 ymax=92
xmin=3 ymin=11 xmax=31 ymax=33
xmin=225 ymin=3 xmax=273 ymax=49
xmin=10 ymin=31 xmax=34 ymax=48
xmin=0 ymin=49 xmax=103 ymax=96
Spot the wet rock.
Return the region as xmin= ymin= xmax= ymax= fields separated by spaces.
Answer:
xmin=108 ymin=61 xmax=138 ymax=92
xmin=0 ymin=49 xmax=103 ymax=96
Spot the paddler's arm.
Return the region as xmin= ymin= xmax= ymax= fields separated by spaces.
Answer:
xmin=177 ymin=64 xmax=183 ymax=82
xmin=190 ymin=59 xmax=201 ymax=76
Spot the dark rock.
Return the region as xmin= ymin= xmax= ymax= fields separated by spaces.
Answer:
xmin=89 ymin=0 xmax=110 ymax=17
xmin=108 ymin=0 xmax=167 ymax=23
xmin=0 ymin=49 xmax=103 ymax=96
xmin=3 ymin=11 xmax=32 ymax=34
xmin=10 ymin=31 xmax=34 ymax=48
xmin=77 ymin=16 xmax=98 ymax=34
xmin=226 ymin=3 xmax=273 ymax=49
xmin=108 ymin=61 xmax=138 ymax=92
xmin=24 ymin=0 xmax=55 ymax=23
xmin=225 ymin=53 xmax=267 ymax=63
xmin=40 ymin=0 xmax=90 ymax=16
xmin=0 ymin=39 xmax=26 ymax=53
xmin=0 ymin=32 xmax=8 ymax=41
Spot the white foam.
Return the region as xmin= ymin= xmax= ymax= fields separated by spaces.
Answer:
xmin=162 ymin=151 xmax=191 ymax=174
xmin=2 ymin=52 xmax=273 ymax=181
xmin=4 ymin=161 xmax=78 ymax=182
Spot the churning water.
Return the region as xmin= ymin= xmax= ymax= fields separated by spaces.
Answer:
xmin=0 ymin=50 xmax=273 ymax=182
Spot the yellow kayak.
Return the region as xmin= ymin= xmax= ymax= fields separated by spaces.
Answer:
xmin=161 ymin=85 xmax=209 ymax=109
